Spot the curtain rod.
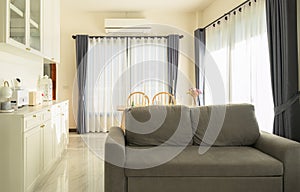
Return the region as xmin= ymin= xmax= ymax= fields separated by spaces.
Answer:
xmin=72 ymin=35 xmax=184 ymax=39
xmin=203 ymin=0 xmax=251 ymax=29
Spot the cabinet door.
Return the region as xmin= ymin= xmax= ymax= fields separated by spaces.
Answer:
xmin=8 ymin=0 xmax=27 ymax=47
xmin=61 ymin=113 xmax=67 ymax=146
xmin=43 ymin=120 xmax=54 ymax=171
xmin=53 ymin=113 xmax=63 ymax=158
xmin=24 ymin=126 xmax=42 ymax=191
xmin=61 ymin=102 xmax=69 ymax=147
xmin=51 ymin=102 xmax=69 ymax=159
xmin=43 ymin=0 xmax=60 ymax=63
xmin=43 ymin=0 xmax=53 ymax=60
xmin=29 ymin=0 xmax=41 ymax=51
xmin=52 ymin=0 xmax=60 ymax=62
xmin=64 ymin=102 xmax=69 ymax=144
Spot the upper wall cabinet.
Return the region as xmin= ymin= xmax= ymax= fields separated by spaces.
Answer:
xmin=29 ymin=0 xmax=41 ymax=51
xmin=43 ymin=0 xmax=60 ymax=64
xmin=0 ymin=0 xmax=42 ymax=56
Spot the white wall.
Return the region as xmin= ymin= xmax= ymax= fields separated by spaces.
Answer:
xmin=0 ymin=51 xmax=43 ymax=90
xmin=60 ymin=9 xmax=198 ymax=128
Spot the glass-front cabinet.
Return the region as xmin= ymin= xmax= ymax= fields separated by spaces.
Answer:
xmin=6 ymin=0 xmax=41 ymax=52
xmin=9 ymin=0 xmax=26 ymax=45
xmin=29 ymin=0 xmax=41 ymax=51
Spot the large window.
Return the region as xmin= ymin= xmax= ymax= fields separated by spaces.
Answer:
xmin=128 ymin=37 xmax=168 ymax=99
xmin=85 ymin=37 xmax=169 ymax=132
xmin=205 ymin=0 xmax=274 ymax=132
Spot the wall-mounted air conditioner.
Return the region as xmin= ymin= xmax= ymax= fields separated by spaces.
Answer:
xmin=104 ymin=18 xmax=151 ymax=34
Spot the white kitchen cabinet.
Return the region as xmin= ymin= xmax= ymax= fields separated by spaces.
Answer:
xmin=0 ymin=0 xmax=42 ymax=55
xmin=24 ymin=124 xmax=43 ymax=191
xmin=61 ymin=101 xmax=69 ymax=146
xmin=43 ymin=0 xmax=60 ymax=63
xmin=52 ymin=0 xmax=60 ymax=63
xmin=43 ymin=119 xmax=55 ymax=171
xmin=29 ymin=0 xmax=42 ymax=52
xmin=52 ymin=106 xmax=62 ymax=157
xmin=42 ymin=0 xmax=53 ymax=62
xmin=52 ymin=101 xmax=68 ymax=158
xmin=0 ymin=100 xmax=69 ymax=192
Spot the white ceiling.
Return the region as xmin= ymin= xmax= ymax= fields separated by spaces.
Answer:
xmin=62 ymin=0 xmax=215 ymax=12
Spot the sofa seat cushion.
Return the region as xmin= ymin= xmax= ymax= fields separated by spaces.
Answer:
xmin=125 ymin=146 xmax=283 ymax=177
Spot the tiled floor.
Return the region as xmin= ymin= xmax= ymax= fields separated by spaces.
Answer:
xmin=33 ymin=132 xmax=108 ymax=192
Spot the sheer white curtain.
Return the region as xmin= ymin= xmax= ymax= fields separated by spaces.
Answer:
xmin=205 ymin=0 xmax=274 ymax=132
xmin=206 ymin=20 xmax=231 ymax=104
xmin=128 ymin=37 xmax=168 ymax=100
xmin=85 ymin=37 xmax=169 ymax=132
xmin=86 ymin=37 xmax=127 ymax=132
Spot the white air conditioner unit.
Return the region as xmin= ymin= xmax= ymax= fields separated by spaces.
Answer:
xmin=104 ymin=18 xmax=151 ymax=34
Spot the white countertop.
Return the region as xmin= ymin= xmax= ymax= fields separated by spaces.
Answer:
xmin=0 ymin=100 xmax=68 ymax=117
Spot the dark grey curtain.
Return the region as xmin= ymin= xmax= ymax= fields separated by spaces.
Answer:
xmin=75 ymin=35 xmax=89 ymax=134
xmin=167 ymin=35 xmax=180 ymax=96
xmin=266 ymin=0 xmax=300 ymax=141
xmin=194 ymin=28 xmax=206 ymax=106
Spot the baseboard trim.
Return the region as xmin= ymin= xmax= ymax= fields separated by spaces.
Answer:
xmin=69 ymin=128 xmax=77 ymax=132
xmin=68 ymin=128 xmax=110 ymax=133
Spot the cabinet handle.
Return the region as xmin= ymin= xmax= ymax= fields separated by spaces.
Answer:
xmin=40 ymin=125 xmax=45 ymax=128
xmin=33 ymin=115 xmax=37 ymax=118
xmin=26 ymin=47 xmax=31 ymax=51
xmin=48 ymin=109 xmax=51 ymax=112
xmin=51 ymin=58 xmax=55 ymax=60
xmin=62 ymin=114 xmax=65 ymax=116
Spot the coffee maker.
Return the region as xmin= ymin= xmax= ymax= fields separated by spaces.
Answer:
xmin=10 ymin=78 xmax=29 ymax=108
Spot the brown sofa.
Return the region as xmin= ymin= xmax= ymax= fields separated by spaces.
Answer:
xmin=105 ymin=104 xmax=300 ymax=192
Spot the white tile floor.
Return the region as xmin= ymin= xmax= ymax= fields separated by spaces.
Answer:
xmin=33 ymin=133 xmax=108 ymax=192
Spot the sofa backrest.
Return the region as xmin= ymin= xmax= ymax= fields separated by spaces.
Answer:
xmin=125 ymin=105 xmax=193 ymax=146
xmin=190 ymin=104 xmax=260 ymax=146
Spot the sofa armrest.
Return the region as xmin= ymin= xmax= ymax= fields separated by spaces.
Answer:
xmin=254 ymin=131 xmax=300 ymax=192
xmin=105 ymin=127 xmax=126 ymax=192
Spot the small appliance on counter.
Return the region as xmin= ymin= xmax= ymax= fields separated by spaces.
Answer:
xmin=11 ymin=89 xmax=29 ymax=108
xmin=0 ymin=81 xmax=14 ymax=112
xmin=29 ymin=91 xmax=43 ymax=106
xmin=10 ymin=78 xmax=29 ymax=108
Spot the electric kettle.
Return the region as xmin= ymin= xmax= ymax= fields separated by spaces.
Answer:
xmin=0 ymin=81 xmax=13 ymax=111
xmin=0 ymin=81 xmax=12 ymax=99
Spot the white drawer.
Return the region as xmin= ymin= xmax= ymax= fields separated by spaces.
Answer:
xmin=24 ymin=112 xmax=44 ymax=131
xmin=24 ymin=109 xmax=52 ymax=131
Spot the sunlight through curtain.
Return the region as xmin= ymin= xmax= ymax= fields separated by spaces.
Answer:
xmin=128 ymin=37 xmax=168 ymax=100
xmin=86 ymin=37 xmax=127 ymax=132
xmin=205 ymin=0 xmax=274 ymax=133
xmin=85 ymin=37 xmax=169 ymax=132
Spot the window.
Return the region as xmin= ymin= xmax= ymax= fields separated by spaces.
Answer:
xmin=205 ymin=0 xmax=274 ymax=132
xmin=128 ymin=37 xmax=168 ymax=99
xmin=86 ymin=37 xmax=169 ymax=132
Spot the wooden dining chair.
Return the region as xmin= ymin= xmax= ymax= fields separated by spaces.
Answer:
xmin=152 ymin=92 xmax=176 ymax=105
xmin=127 ymin=92 xmax=150 ymax=107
